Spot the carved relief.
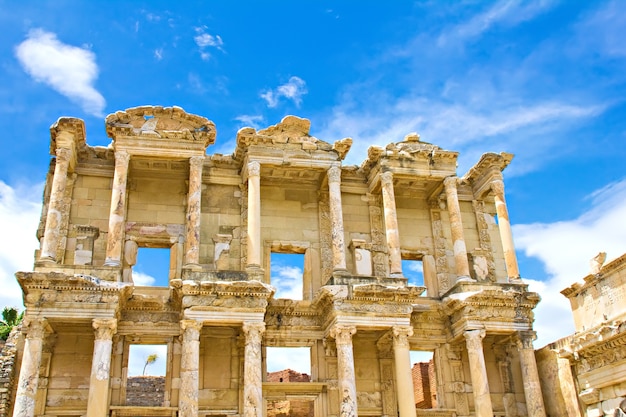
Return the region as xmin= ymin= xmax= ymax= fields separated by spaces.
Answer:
xmin=430 ymin=209 xmax=450 ymax=293
xmin=318 ymin=191 xmax=333 ymax=282
xmin=367 ymin=194 xmax=388 ymax=277
xmin=472 ymin=200 xmax=495 ymax=281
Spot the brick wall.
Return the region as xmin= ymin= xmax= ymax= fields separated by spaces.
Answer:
xmin=412 ymin=360 xmax=436 ymax=409
xmin=126 ymin=376 xmax=166 ymax=406
xmin=267 ymin=369 xmax=310 ymax=382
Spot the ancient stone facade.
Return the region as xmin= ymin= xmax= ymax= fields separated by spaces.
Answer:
xmin=12 ymin=106 xmax=544 ymax=417
xmin=537 ymin=253 xmax=626 ymax=417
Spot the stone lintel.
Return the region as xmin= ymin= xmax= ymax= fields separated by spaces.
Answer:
xmin=183 ymin=309 xmax=265 ymax=326
xmin=462 ymin=152 xmax=514 ymax=198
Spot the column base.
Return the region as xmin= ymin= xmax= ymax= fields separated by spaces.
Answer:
xmin=104 ymin=259 xmax=121 ymax=267
xmin=246 ymin=265 xmax=265 ymax=281
xmin=332 ymin=268 xmax=350 ymax=277
xmin=36 ymin=256 xmax=57 ymax=265
xmin=456 ymin=276 xmax=475 ymax=283
xmin=183 ymin=263 xmax=203 ymax=272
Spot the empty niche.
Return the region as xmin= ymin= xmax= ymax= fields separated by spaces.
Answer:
xmin=126 ymin=344 xmax=168 ymax=406
xmin=270 ymin=252 xmax=305 ymax=300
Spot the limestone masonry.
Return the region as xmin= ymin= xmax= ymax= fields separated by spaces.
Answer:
xmin=11 ymin=106 xmax=560 ymax=417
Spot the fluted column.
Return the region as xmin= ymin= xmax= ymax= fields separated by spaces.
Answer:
xmin=184 ymin=155 xmax=205 ymax=266
xmin=443 ymin=177 xmax=471 ymax=281
xmin=516 ymin=332 xmax=546 ymax=417
xmin=392 ymin=326 xmax=417 ymax=417
xmin=463 ymin=329 xmax=493 ymax=417
xmin=40 ymin=147 xmax=73 ymax=262
xmin=105 ymin=150 xmax=131 ymax=266
xmin=246 ymin=161 xmax=261 ymax=268
xmin=179 ymin=320 xmax=202 ymax=417
xmin=380 ymin=171 xmax=402 ymax=275
xmin=86 ymin=318 xmax=117 ymax=417
xmin=328 ymin=164 xmax=347 ymax=272
xmin=13 ymin=319 xmax=47 ymax=417
xmin=242 ymin=322 xmax=265 ymax=417
xmin=491 ymin=180 xmax=520 ymax=280
xmin=330 ymin=325 xmax=358 ymax=417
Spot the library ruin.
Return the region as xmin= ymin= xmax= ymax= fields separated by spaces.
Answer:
xmin=6 ymin=105 xmax=562 ymax=417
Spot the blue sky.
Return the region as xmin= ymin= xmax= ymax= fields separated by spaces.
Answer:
xmin=1 ymin=1 xmax=626 ymax=354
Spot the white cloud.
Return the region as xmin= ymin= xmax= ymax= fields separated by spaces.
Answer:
xmin=193 ymin=28 xmax=224 ymax=61
xmin=132 ymin=271 xmax=157 ymax=286
xmin=15 ymin=29 xmax=106 ymax=117
xmin=513 ymin=177 xmax=626 ymax=347
xmin=0 ymin=181 xmax=43 ymax=310
xmin=266 ymin=347 xmax=311 ymax=374
xmin=234 ymin=115 xmax=264 ymax=129
xmin=271 ymin=265 xmax=303 ymax=300
xmin=260 ymin=76 xmax=308 ymax=108
xmin=438 ymin=0 xmax=556 ymax=46
xmin=154 ymin=48 xmax=163 ymax=60
xmin=128 ymin=344 xmax=167 ymax=376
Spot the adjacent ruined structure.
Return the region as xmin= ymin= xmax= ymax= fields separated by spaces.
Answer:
xmin=11 ymin=106 xmax=546 ymax=417
xmin=537 ymin=253 xmax=626 ymax=416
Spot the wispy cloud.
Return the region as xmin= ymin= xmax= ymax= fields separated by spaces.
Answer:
xmin=437 ymin=0 xmax=557 ymax=46
xmin=154 ymin=48 xmax=163 ymax=60
xmin=513 ymin=177 xmax=626 ymax=347
xmin=0 ymin=181 xmax=42 ymax=310
xmin=575 ymin=0 xmax=626 ymax=58
xmin=260 ymin=76 xmax=307 ymax=108
xmin=194 ymin=27 xmax=224 ymax=61
xmin=15 ymin=29 xmax=106 ymax=117
xmin=235 ymin=115 xmax=264 ymax=130
xmin=132 ymin=271 xmax=156 ymax=286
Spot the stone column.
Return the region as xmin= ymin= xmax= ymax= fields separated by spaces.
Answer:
xmin=242 ymin=322 xmax=265 ymax=417
xmin=392 ymin=326 xmax=417 ymax=417
xmin=330 ymin=325 xmax=358 ymax=417
xmin=380 ymin=171 xmax=402 ymax=275
xmin=86 ymin=318 xmax=117 ymax=417
xmin=491 ymin=180 xmax=520 ymax=280
xmin=246 ymin=161 xmax=261 ymax=268
xmin=179 ymin=320 xmax=203 ymax=417
xmin=40 ymin=147 xmax=73 ymax=262
xmin=105 ymin=150 xmax=131 ymax=267
xmin=327 ymin=164 xmax=347 ymax=273
xmin=184 ymin=155 xmax=205 ymax=266
xmin=443 ymin=177 xmax=471 ymax=281
xmin=463 ymin=329 xmax=493 ymax=417
xmin=13 ymin=319 xmax=47 ymax=417
xmin=516 ymin=332 xmax=546 ymax=417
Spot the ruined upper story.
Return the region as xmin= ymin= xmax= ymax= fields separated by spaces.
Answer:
xmin=33 ymin=106 xmax=521 ymax=302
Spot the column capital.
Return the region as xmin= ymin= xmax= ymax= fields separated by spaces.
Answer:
xmin=328 ymin=164 xmax=342 ymax=183
xmin=24 ymin=318 xmax=48 ymax=340
xmin=114 ymin=149 xmax=131 ymax=165
xmin=242 ymin=321 xmax=265 ymax=343
xmin=392 ymin=326 xmax=414 ymax=349
xmin=247 ymin=160 xmax=261 ymax=177
xmin=92 ymin=318 xmax=117 ymax=340
xmin=443 ymin=176 xmax=458 ymax=190
xmin=380 ymin=170 xmax=393 ymax=185
xmin=181 ymin=319 xmax=203 ymax=340
xmin=515 ymin=331 xmax=537 ymax=351
xmin=189 ymin=155 xmax=205 ymax=167
xmin=55 ymin=146 xmax=73 ymax=163
xmin=490 ymin=179 xmax=505 ymax=198
xmin=330 ymin=324 xmax=356 ymax=345
xmin=463 ymin=329 xmax=486 ymax=351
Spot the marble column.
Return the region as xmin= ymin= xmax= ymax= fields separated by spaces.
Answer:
xmin=86 ymin=318 xmax=117 ymax=417
xmin=13 ymin=319 xmax=47 ymax=417
xmin=392 ymin=326 xmax=417 ymax=417
xmin=105 ymin=150 xmax=131 ymax=267
xmin=246 ymin=161 xmax=261 ymax=268
xmin=184 ymin=155 xmax=205 ymax=266
xmin=40 ymin=147 xmax=73 ymax=262
xmin=242 ymin=322 xmax=265 ymax=417
xmin=380 ymin=171 xmax=402 ymax=275
xmin=516 ymin=332 xmax=546 ymax=417
xmin=463 ymin=329 xmax=493 ymax=417
xmin=327 ymin=164 xmax=347 ymax=272
xmin=491 ymin=180 xmax=520 ymax=280
xmin=179 ymin=320 xmax=202 ymax=417
xmin=443 ymin=177 xmax=471 ymax=281
xmin=330 ymin=324 xmax=358 ymax=417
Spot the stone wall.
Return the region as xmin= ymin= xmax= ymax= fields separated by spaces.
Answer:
xmin=125 ymin=376 xmax=166 ymax=406
xmin=0 ymin=326 xmax=21 ymax=417
xmin=267 ymin=369 xmax=310 ymax=383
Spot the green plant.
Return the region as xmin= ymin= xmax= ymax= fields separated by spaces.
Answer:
xmin=0 ymin=307 xmax=24 ymax=341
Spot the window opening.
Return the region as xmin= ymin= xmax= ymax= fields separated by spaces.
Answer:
xmin=270 ymin=253 xmax=305 ymax=300
xmin=266 ymin=347 xmax=311 ymax=378
xmin=126 ymin=344 xmax=168 ymax=406
xmin=402 ymin=259 xmax=424 ymax=288
xmin=410 ymin=350 xmax=436 ymax=409
xmin=267 ymin=399 xmax=314 ymax=417
xmin=134 ymin=247 xmax=171 ymax=287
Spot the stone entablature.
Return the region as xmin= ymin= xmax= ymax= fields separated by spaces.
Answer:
xmin=11 ymin=106 xmax=545 ymax=417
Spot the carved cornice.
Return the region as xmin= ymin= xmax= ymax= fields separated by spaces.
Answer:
xmin=461 ymin=152 xmax=513 ymax=198
xmin=562 ymin=253 xmax=626 ymax=299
